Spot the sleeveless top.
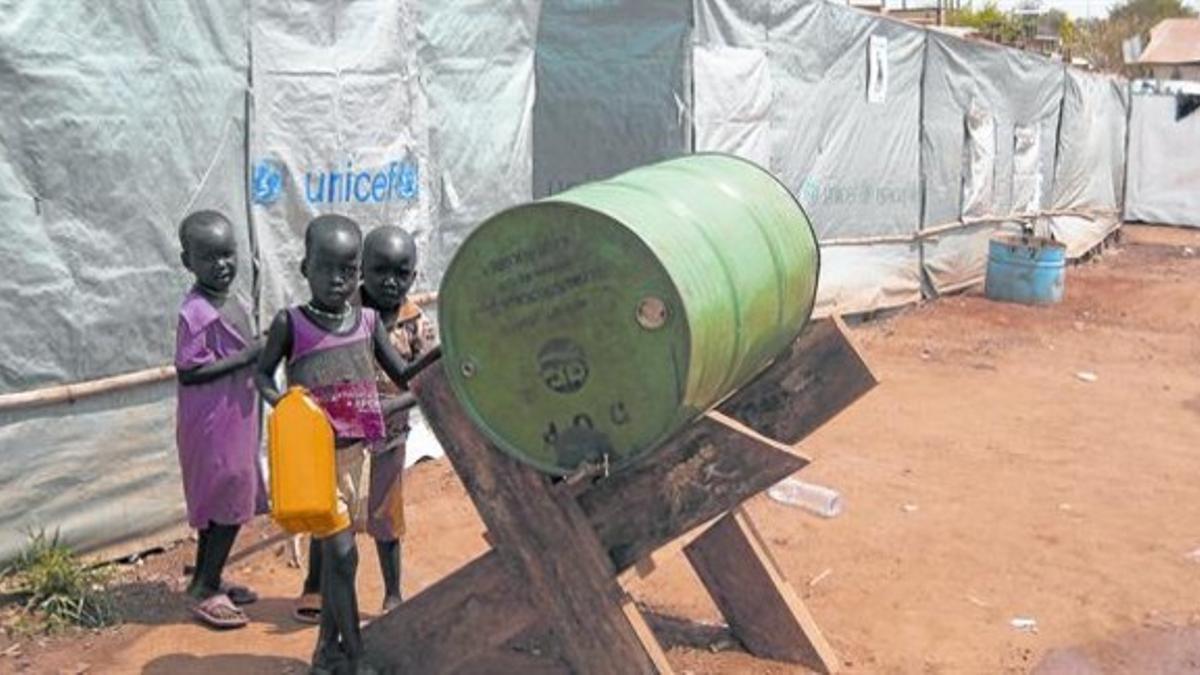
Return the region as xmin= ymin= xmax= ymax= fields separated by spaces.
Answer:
xmin=286 ymin=306 xmax=385 ymax=442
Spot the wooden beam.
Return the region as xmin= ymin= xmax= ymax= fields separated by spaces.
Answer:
xmin=366 ymin=367 xmax=819 ymax=672
xmin=412 ymin=363 xmax=665 ymax=675
xmin=457 ymin=644 xmax=571 ymax=675
xmin=684 ymin=507 xmax=840 ymax=674
xmin=362 ymin=551 xmax=539 ymax=673
xmin=718 ymin=317 xmax=877 ymax=445
xmin=363 ymin=407 xmax=805 ymax=672
xmin=367 ymin=326 xmax=874 ymax=672
xmin=582 ymin=411 xmax=809 ymax=571
xmin=621 ymin=597 xmax=676 ymax=675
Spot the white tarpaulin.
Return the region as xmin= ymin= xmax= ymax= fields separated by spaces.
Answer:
xmin=694 ymin=44 xmax=772 ymax=167
xmin=532 ymin=0 xmax=690 ymax=197
xmin=249 ymin=0 xmax=433 ymax=315
xmin=1125 ymin=87 xmax=1200 ymax=228
xmin=0 ymin=3 xmax=250 ymax=561
xmin=0 ymin=0 xmax=1163 ymax=563
xmin=421 ymin=0 xmax=541 ymax=274
xmin=1047 ymin=70 xmax=1128 ymax=255
xmin=693 ymin=0 xmax=926 ymax=315
xmin=921 ymin=33 xmax=1065 ymax=292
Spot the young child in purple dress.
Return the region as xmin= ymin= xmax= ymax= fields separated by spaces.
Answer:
xmin=255 ymin=215 xmax=413 ymax=674
xmin=174 ymin=210 xmax=265 ymax=629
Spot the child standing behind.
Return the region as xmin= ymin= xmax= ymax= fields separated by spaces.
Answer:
xmin=256 ymin=215 xmax=411 ymax=674
xmin=362 ymin=226 xmax=432 ymax=612
xmin=174 ymin=210 xmax=264 ymax=629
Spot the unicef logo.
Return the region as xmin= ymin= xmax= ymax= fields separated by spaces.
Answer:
xmin=251 ymin=159 xmax=284 ymax=205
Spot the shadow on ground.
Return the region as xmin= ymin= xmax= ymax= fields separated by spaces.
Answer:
xmin=108 ymin=580 xmax=311 ymax=636
xmin=143 ymin=653 xmax=309 ymax=674
xmin=1033 ymin=625 xmax=1200 ymax=674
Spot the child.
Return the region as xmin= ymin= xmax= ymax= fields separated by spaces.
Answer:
xmin=293 ymin=226 xmax=431 ymax=622
xmin=174 ymin=210 xmax=264 ymax=629
xmin=362 ymin=226 xmax=432 ymax=612
xmin=255 ymin=214 xmax=411 ymax=674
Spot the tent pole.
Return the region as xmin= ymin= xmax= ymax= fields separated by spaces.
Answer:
xmin=0 ymin=292 xmax=437 ymax=412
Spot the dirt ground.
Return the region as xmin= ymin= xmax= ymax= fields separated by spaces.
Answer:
xmin=3 ymin=224 xmax=1200 ymax=674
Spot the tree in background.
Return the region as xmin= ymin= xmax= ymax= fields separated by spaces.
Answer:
xmin=1072 ymin=0 xmax=1196 ymax=71
xmin=948 ymin=2 xmax=1022 ymax=43
xmin=1058 ymin=14 xmax=1078 ymax=51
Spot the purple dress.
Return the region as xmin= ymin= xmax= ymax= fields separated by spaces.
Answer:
xmin=175 ymin=289 xmax=265 ymax=529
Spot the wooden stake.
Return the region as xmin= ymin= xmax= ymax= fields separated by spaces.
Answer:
xmin=685 ymin=507 xmax=840 ymax=674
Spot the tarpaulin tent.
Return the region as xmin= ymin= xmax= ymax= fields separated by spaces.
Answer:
xmin=1125 ymin=82 xmax=1200 ymax=228
xmin=1046 ymin=70 xmax=1129 ymax=256
xmin=0 ymin=3 xmax=250 ymax=561
xmin=694 ymin=0 xmax=927 ymax=316
xmin=919 ymin=33 xmax=1065 ymax=293
xmin=532 ymin=0 xmax=691 ymax=198
xmin=0 ymin=0 xmax=1179 ymax=561
xmin=249 ymin=0 xmax=433 ymax=317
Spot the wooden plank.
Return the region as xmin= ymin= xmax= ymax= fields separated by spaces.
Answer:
xmin=364 ymin=409 xmax=804 ymax=671
xmin=412 ymin=363 xmax=664 ymax=675
xmin=367 ymin=344 xmax=865 ymax=672
xmin=617 ymin=518 xmax=716 ymax=585
xmin=684 ymin=507 xmax=840 ymax=674
xmin=621 ymin=597 xmax=677 ymax=675
xmin=718 ymin=316 xmax=877 ymax=445
xmin=362 ymin=551 xmax=539 ymax=673
xmin=457 ymin=646 xmax=571 ymax=675
xmin=581 ymin=411 xmax=809 ymax=570
xmin=366 ymin=366 xmax=818 ymax=672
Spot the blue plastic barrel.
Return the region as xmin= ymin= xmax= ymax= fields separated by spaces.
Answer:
xmin=984 ymin=234 xmax=1066 ymax=305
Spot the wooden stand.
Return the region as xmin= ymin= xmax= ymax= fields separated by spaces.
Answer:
xmin=363 ymin=318 xmax=876 ymax=674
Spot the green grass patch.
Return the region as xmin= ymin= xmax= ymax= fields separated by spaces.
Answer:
xmin=2 ymin=530 xmax=117 ymax=631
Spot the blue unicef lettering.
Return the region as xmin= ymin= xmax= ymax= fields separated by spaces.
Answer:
xmin=304 ymin=159 xmax=420 ymax=204
xmin=397 ymin=162 xmax=418 ymax=200
xmin=251 ymin=159 xmax=284 ymax=205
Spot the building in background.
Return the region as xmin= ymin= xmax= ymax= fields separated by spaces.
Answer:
xmin=1135 ymin=18 xmax=1200 ymax=80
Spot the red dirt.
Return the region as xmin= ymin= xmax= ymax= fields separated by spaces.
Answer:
xmin=3 ymin=224 xmax=1200 ymax=674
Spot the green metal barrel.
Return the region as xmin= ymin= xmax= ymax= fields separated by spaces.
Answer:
xmin=438 ymin=154 xmax=819 ymax=475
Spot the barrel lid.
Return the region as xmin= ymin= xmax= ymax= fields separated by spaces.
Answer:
xmin=438 ymin=202 xmax=690 ymax=475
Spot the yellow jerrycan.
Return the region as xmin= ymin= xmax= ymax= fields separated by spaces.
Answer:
xmin=268 ymin=387 xmax=349 ymax=536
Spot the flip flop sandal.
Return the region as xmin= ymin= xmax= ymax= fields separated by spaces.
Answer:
xmin=192 ymin=593 xmax=248 ymax=630
xmin=292 ymin=592 xmax=322 ymax=625
xmin=221 ymin=583 xmax=258 ymax=606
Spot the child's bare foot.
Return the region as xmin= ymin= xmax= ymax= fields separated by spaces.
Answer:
xmin=381 ymin=595 xmax=402 ymax=614
xmin=310 ymin=642 xmax=348 ymax=675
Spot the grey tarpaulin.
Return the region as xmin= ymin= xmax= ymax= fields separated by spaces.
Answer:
xmin=0 ymin=0 xmax=1167 ymax=562
xmin=0 ymin=4 xmax=251 ymax=392
xmin=1125 ymin=86 xmax=1200 ymax=228
xmin=532 ymin=0 xmax=690 ymax=197
xmin=249 ymin=0 xmax=433 ymax=316
xmin=693 ymin=0 xmax=926 ymax=315
xmin=921 ymin=33 xmax=1065 ymax=293
xmin=0 ymin=3 xmax=250 ymax=561
xmin=422 ymin=0 xmax=540 ymax=275
xmin=1046 ymin=70 xmax=1128 ymax=256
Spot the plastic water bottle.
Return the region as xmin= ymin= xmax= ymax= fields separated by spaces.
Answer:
xmin=767 ymin=478 xmax=844 ymax=518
